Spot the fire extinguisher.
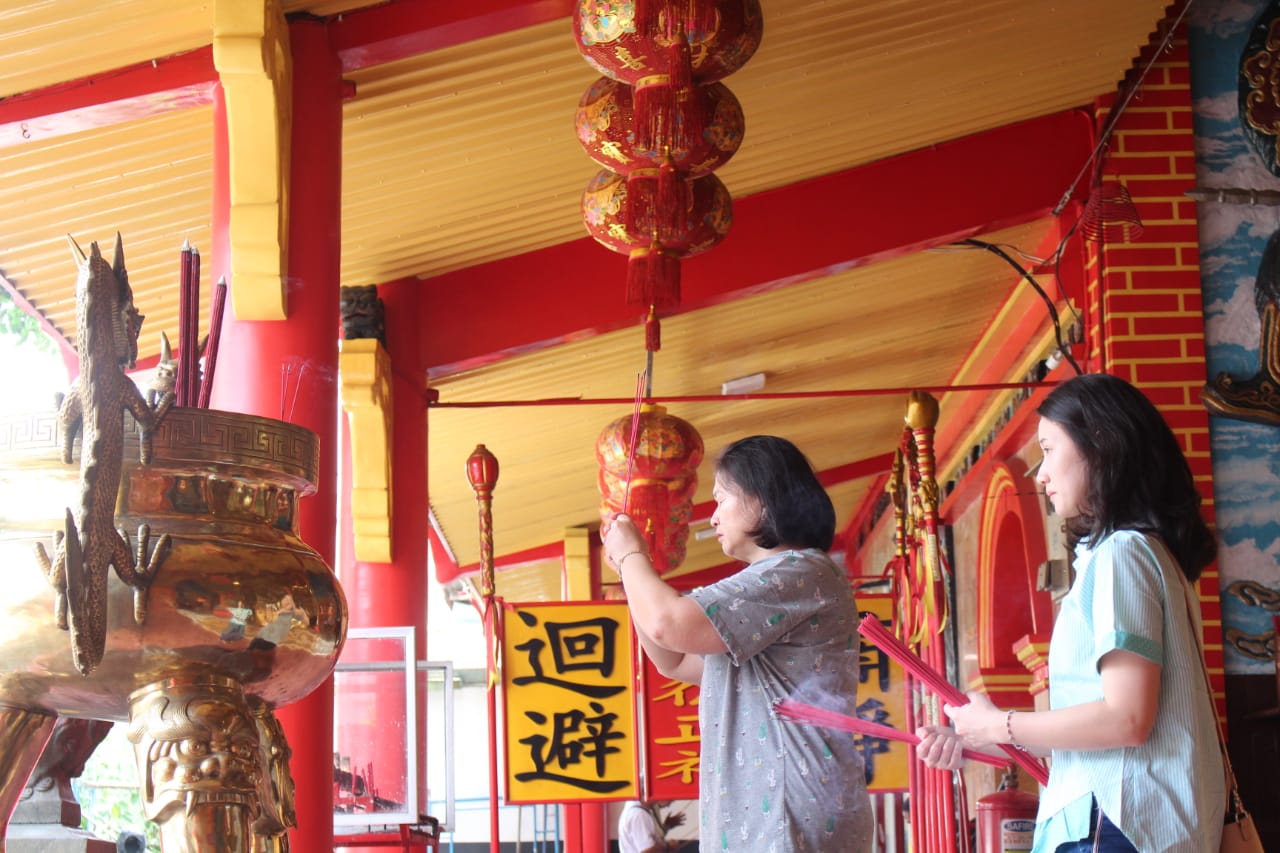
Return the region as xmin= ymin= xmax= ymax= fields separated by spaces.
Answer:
xmin=976 ymin=767 xmax=1039 ymax=853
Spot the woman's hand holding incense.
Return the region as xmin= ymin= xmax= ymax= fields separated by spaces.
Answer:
xmin=915 ymin=725 xmax=967 ymax=771
xmin=943 ymin=690 xmax=1004 ymax=748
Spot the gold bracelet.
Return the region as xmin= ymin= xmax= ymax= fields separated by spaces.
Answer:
xmin=1005 ymin=709 xmax=1024 ymax=750
xmin=614 ymin=550 xmax=647 ymax=570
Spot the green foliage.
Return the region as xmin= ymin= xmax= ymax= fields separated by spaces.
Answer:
xmin=72 ymin=726 xmax=161 ymax=852
xmin=0 ymin=288 xmax=55 ymax=353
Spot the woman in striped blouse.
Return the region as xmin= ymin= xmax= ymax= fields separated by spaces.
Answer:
xmin=917 ymin=373 xmax=1224 ymax=852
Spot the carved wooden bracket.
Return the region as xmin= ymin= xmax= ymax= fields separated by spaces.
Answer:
xmin=965 ymin=666 xmax=1037 ymax=711
xmin=339 ymin=339 xmax=393 ymax=563
xmin=213 ymin=0 xmax=291 ymax=319
xmin=1013 ymin=633 xmax=1052 ymax=697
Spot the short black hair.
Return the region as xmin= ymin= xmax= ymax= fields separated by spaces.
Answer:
xmin=1037 ymin=373 xmax=1216 ymax=579
xmin=715 ymin=435 xmax=836 ymax=551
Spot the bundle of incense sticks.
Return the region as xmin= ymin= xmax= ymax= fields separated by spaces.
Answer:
xmin=858 ymin=614 xmax=1051 ymax=785
xmin=774 ymin=698 xmax=1009 ymax=769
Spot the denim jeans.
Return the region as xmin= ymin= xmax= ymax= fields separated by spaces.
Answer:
xmin=1053 ymin=800 xmax=1139 ymax=853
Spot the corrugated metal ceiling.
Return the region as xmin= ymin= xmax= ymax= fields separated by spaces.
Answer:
xmin=0 ymin=0 xmax=1172 ymax=596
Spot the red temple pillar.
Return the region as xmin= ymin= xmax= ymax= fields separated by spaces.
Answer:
xmin=208 ymin=17 xmax=344 ymax=851
xmin=581 ymin=802 xmax=607 ymax=853
xmin=336 ymin=276 xmax=431 ymax=842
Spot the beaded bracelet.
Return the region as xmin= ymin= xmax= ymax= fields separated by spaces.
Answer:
xmin=614 ymin=550 xmax=648 ymax=570
xmin=1005 ymin=709 xmax=1024 ymax=750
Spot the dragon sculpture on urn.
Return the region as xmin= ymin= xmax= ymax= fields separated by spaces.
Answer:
xmin=0 ymin=231 xmax=348 ymax=852
xmin=34 ymin=233 xmax=173 ymax=675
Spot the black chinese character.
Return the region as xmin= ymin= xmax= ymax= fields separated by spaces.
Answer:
xmin=515 ymin=702 xmax=629 ymax=793
xmin=512 ymin=611 xmax=625 ymax=698
xmin=853 ymin=697 xmax=893 ymax=784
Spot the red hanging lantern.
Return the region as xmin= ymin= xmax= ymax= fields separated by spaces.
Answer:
xmin=575 ymin=0 xmax=762 ymax=155
xmin=574 ymin=1 xmax=759 ymax=312
xmin=581 ymin=168 xmax=731 ymax=255
xmin=582 ymin=168 xmax=732 ymax=306
xmin=573 ymin=0 xmax=763 ymax=86
xmin=596 ymin=403 xmax=704 ymax=574
xmin=575 ymin=75 xmax=744 ymax=174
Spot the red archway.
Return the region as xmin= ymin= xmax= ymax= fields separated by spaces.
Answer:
xmin=973 ymin=461 xmax=1054 ymax=708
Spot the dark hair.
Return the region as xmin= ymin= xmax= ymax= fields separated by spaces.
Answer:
xmin=1037 ymin=373 xmax=1216 ymax=579
xmin=715 ymin=435 xmax=835 ymax=551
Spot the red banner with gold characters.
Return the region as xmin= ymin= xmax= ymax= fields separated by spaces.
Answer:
xmin=639 ymin=654 xmax=701 ymax=801
xmin=501 ymin=602 xmax=639 ymax=803
xmin=857 ymin=594 xmax=910 ymax=792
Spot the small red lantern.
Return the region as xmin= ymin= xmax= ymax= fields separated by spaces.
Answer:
xmin=582 ymin=168 xmax=732 ymax=306
xmin=596 ymin=403 xmax=704 ymax=573
xmin=581 ymin=168 xmax=732 ymax=256
xmin=575 ymin=76 xmax=744 ymax=174
xmin=573 ymin=0 xmax=764 ymax=86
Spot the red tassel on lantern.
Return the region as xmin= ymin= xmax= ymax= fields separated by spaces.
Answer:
xmin=656 ymin=156 xmax=687 ymax=236
xmin=633 ymin=76 xmax=674 ymax=155
xmin=645 ymin=306 xmax=662 ymax=352
xmin=667 ymin=32 xmax=692 ymax=91
xmin=627 ymin=241 xmax=681 ymax=308
xmin=633 ymin=0 xmax=661 ymax=41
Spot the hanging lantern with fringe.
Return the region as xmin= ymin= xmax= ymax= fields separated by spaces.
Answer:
xmin=572 ymin=0 xmax=760 ymax=326
xmin=581 ymin=168 xmax=733 ymax=306
xmin=573 ymin=0 xmax=763 ymax=85
xmin=574 ymin=0 xmax=761 ymax=156
xmin=576 ymin=76 xmax=742 ymax=250
xmin=575 ymin=76 xmax=744 ymax=174
xmin=596 ymin=403 xmax=704 ymax=574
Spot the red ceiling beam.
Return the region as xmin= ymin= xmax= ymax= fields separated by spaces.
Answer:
xmin=329 ymin=0 xmax=575 ymax=72
xmin=0 ymin=47 xmax=217 ymax=149
xmin=421 ymin=107 xmax=1095 ymax=376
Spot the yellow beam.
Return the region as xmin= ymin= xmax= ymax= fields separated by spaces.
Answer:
xmin=213 ymin=0 xmax=291 ymax=319
xmin=340 ymin=339 xmax=393 ymax=563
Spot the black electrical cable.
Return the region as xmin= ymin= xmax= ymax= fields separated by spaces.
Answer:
xmin=956 ymin=238 xmax=1083 ymax=376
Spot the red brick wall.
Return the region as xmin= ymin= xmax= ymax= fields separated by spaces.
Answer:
xmin=1085 ymin=8 xmax=1226 ymax=715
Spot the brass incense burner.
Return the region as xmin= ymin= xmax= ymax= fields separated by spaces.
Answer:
xmin=0 ymin=406 xmax=347 ymax=852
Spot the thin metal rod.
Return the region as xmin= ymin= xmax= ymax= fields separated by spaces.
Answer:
xmin=429 ymin=380 xmax=1054 ymax=409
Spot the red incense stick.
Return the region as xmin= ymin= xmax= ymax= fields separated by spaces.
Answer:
xmin=196 ymin=277 xmax=227 ymax=410
xmin=185 ymin=246 xmax=201 ymax=405
xmin=774 ymin=698 xmax=1010 ymax=769
xmin=176 ymin=241 xmax=193 ymax=405
xmin=858 ymin=614 xmax=1050 ymax=785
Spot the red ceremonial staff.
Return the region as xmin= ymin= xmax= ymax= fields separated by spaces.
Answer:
xmin=466 ymin=445 xmax=501 ymax=853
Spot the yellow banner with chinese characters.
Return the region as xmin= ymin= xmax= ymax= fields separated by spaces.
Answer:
xmin=858 ymin=595 xmax=909 ymax=792
xmin=502 ymin=601 xmax=638 ymax=803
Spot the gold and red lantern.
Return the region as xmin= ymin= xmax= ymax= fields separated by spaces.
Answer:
xmin=573 ymin=0 xmax=764 ymax=86
xmin=573 ymin=0 xmax=760 ymax=321
xmin=582 ymin=168 xmax=731 ymax=255
xmin=575 ymin=76 xmax=744 ymax=174
xmin=574 ymin=0 xmax=761 ymax=155
xmin=596 ymin=404 xmax=704 ymax=573
xmin=582 ymin=168 xmax=732 ymax=306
